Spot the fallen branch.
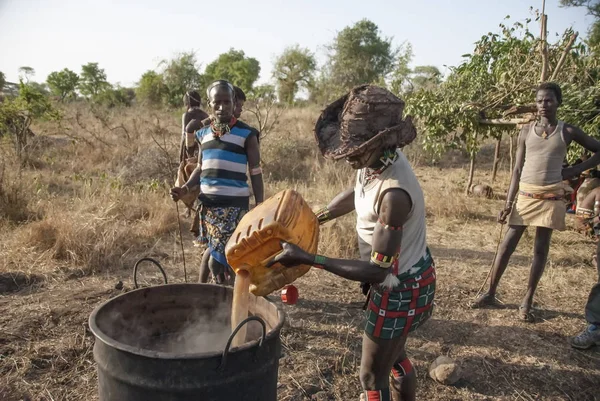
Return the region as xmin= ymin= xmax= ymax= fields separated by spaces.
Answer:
xmin=480 ymin=117 xmax=534 ymax=126
xmin=503 ymin=104 xmax=537 ymax=117
xmin=550 ymin=33 xmax=579 ymax=81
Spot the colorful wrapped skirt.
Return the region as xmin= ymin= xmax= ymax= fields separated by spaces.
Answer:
xmin=196 ymin=206 xmax=247 ymax=267
xmin=364 ymin=251 xmax=436 ymax=340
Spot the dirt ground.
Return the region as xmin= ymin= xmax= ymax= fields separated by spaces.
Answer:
xmin=1 ymin=165 xmax=599 ymax=401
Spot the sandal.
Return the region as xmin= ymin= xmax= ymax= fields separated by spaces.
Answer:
xmin=470 ymin=292 xmax=500 ymax=309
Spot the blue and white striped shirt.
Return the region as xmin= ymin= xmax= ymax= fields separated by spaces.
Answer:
xmin=195 ymin=121 xmax=258 ymax=208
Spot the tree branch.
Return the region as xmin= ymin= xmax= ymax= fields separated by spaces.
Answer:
xmin=550 ymin=32 xmax=579 ymax=81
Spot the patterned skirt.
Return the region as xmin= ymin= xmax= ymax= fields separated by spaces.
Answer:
xmin=364 ymin=252 xmax=436 ymax=340
xmin=197 ymin=206 xmax=247 ymax=266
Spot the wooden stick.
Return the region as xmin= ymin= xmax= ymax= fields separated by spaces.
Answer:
xmin=539 ymin=1 xmax=549 ymax=82
xmin=550 ymin=33 xmax=579 ymax=81
xmin=466 ymin=152 xmax=476 ymax=195
xmin=492 ymin=136 xmax=502 ymax=183
xmin=480 ymin=118 xmax=533 ymax=126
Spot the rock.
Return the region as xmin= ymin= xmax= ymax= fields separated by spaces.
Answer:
xmin=429 ymin=356 xmax=462 ymax=385
xmin=470 ymin=184 xmax=494 ymax=199
xmin=311 ymin=391 xmax=331 ymax=401
xmin=114 ymin=281 xmax=123 ymax=290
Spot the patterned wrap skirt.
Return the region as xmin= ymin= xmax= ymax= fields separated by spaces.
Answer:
xmin=196 ymin=206 xmax=247 ymax=267
xmin=364 ymin=249 xmax=436 ymax=340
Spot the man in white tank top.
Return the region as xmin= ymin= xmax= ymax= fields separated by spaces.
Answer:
xmin=473 ymin=83 xmax=600 ymax=326
xmin=269 ymin=86 xmax=434 ymax=401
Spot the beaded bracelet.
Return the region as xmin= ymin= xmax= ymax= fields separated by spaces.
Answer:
xmin=313 ymin=254 xmax=327 ymax=269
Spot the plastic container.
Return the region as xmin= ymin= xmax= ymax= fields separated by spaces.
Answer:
xmin=281 ymin=285 xmax=299 ymax=305
xmin=225 ymin=190 xmax=319 ymax=296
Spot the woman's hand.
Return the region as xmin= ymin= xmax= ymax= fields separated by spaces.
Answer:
xmin=267 ymin=242 xmax=312 ymax=268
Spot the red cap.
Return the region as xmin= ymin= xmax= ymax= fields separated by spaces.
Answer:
xmin=281 ymin=285 xmax=298 ymax=305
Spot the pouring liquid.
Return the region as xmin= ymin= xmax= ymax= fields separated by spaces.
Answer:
xmin=230 ymin=269 xmax=251 ymax=347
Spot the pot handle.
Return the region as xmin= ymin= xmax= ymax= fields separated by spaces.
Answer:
xmin=219 ymin=316 xmax=266 ymax=371
xmin=133 ymin=257 xmax=168 ymax=289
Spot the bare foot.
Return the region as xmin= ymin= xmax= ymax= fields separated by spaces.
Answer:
xmin=470 ymin=292 xmax=500 ymax=309
xmin=518 ymin=305 xmax=535 ymax=323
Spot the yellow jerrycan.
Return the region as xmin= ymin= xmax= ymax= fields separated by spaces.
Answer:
xmin=225 ymin=189 xmax=319 ymax=296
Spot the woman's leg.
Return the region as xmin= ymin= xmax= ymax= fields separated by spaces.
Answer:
xmin=519 ymin=226 xmax=553 ymax=321
xmin=473 ymin=225 xmax=526 ymax=306
xmin=389 ymin=348 xmax=416 ymax=401
xmin=360 ymin=334 xmax=409 ymax=401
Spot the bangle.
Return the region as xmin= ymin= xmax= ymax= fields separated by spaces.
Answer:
xmin=315 ymin=207 xmax=331 ymax=224
xmin=313 ymin=254 xmax=327 ymax=269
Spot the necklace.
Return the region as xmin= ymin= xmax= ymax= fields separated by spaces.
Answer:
xmin=535 ymin=120 xmax=557 ymax=139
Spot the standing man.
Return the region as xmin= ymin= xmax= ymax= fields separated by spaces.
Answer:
xmin=171 ymin=80 xmax=264 ymax=284
xmin=472 ymin=82 xmax=600 ymax=322
xmin=233 ymin=86 xmax=246 ymax=119
xmin=270 ymin=85 xmax=433 ymax=401
xmin=571 ymin=211 xmax=600 ymax=349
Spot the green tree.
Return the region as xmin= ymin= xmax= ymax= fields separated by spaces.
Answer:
xmin=95 ymin=86 xmax=135 ymax=108
xmin=0 ymin=71 xmax=6 ymax=92
xmin=79 ymin=62 xmax=110 ymax=98
xmin=561 ymin=0 xmax=600 ymax=45
xmin=160 ymin=52 xmax=203 ymax=107
xmin=18 ymin=66 xmax=35 ymax=82
xmin=273 ymin=45 xmax=317 ymax=104
xmin=325 ymin=19 xmax=398 ymax=93
xmin=136 ymin=70 xmax=167 ymax=106
xmin=203 ymin=49 xmax=261 ymax=94
xmin=409 ymin=66 xmax=442 ymax=92
xmin=389 ymin=43 xmax=414 ymax=94
xmin=46 ymin=68 xmax=79 ymax=101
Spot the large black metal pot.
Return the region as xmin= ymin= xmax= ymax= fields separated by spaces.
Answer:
xmin=89 ymin=283 xmax=285 ymax=401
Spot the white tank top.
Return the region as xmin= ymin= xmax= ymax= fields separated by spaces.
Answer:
xmin=354 ymin=150 xmax=427 ymax=274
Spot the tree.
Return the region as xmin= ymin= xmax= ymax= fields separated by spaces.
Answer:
xmin=325 ymin=19 xmax=398 ymax=94
xmin=160 ymin=52 xmax=203 ymax=107
xmin=203 ymin=49 xmax=261 ymax=94
xmin=46 ymin=68 xmax=79 ymax=101
xmin=410 ymin=66 xmax=442 ymax=92
xmin=273 ymin=45 xmax=316 ymax=104
xmin=561 ymin=0 xmax=600 ymax=45
xmin=18 ymin=66 xmax=35 ymax=82
xmin=79 ymin=62 xmax=110 ymax=98
xmin=406 ymin=16 xmax=598 ymax=191
xmin=0 ymin=71 xmax=5 ymax=93
xmin=136 ymin=70 xmax=167 ymax=106
xmin=389 ymin=43 xmax=414 ymax=95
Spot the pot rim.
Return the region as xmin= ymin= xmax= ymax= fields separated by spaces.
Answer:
xmin=88 ymin=283 xmax=285 ymax=360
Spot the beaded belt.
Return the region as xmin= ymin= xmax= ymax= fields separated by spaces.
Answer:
xmin=519 ymin=190 xmax=563 ymax=201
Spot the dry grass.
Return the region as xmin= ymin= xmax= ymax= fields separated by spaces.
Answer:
xmin=0 ymin=105 xmax=598 ymax=400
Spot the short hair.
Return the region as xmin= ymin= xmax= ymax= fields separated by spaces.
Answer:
xmin=537 ymin=82 xmax=562 ymax=104
xmin=184 ymin=90 xmax=201 ymax=108
xmin=206 ymin=80 xmax=234 ymax=100
xmin=234 ymin=86 xmax=246 ymax=102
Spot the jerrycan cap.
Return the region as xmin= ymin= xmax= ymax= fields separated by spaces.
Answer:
xmin=281 ymin=285 xmax=298 ymax=305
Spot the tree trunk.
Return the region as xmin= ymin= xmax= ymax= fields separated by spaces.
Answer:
xmin=491 ymin=136 xmax=502 ymax=183
xmin=466 ymin=153 xmax=476 ymax=195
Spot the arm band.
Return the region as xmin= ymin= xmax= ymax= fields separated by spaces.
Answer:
xmin=377 ymin=218 xmax=402 ymax=231
xmin=315 ymin=207 xmax=332 ymax=224
xmin=250 ymin=167 xmax=262 ymax=176
xmin=313 ymin=254 xmax=327 ymax=269
xmin=370 ymin=251 xmax=399 ymax=269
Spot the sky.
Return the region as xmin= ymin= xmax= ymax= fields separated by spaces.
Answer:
xmin=0 ymin=0 xmax=594 ymax=88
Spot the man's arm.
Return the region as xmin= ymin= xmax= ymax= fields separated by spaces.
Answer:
xmin=316 ymin=188 xmax=355 ymax=224
xmin=179 ymin=113 xmax=187 ymax=163
xmin=563 ymin=125 xmax=600 ymax=179
xmin=499 ymin=126 xmax=527 ymax=222
xmin=269 ymin=189 xmax=411 ymax=284
xmin=246 ymin=134 xmax=264 ymax=205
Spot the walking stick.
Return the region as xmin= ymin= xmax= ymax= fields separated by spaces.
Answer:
xmin=175 ymin=201 xmax=188 ymax=283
